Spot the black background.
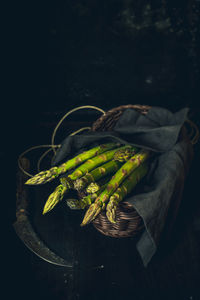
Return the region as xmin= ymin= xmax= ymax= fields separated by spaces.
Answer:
xmin=7 ymin=0 xmax=200 ymax=129
xmin=5 ymin=0 xmax=200 ymax=164
xmin=3 ymin=1 xmax=200 ymax=299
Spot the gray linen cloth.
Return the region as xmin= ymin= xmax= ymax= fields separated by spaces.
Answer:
xmin=52 ymin=106 xmax=194 ymax=266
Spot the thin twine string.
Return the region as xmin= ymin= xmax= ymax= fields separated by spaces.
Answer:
xmin=18 ymin=105 xmax=106 ymax=177
xmin=17 ymin=105 xmax=199 ymax=177
xmin=51 ymin=105 xmax=105 ymax=154
xmin=18 ymin=145 xmax=61 ymax=177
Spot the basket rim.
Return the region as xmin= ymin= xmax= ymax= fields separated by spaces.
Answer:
xmin=91 ymin=104 xmax=151 ymax=131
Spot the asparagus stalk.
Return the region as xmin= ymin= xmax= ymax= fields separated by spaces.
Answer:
xmin=68 ymin=145 xmax=135 ymax=181
xmin=106 ymin=163 xmax=148 ymax=223
xmin=86 ymin=175 xmax=112 ymax=194
xmin=73 ymin=160 xmax=122 ymax=191
xmin=66 ymin=184 xmax=107 ymax=210
xmin=80 ymin=149 xmax=150 ymax=226
xmin=42 ymin=146 xmax=135 ymax=214
xmin=42 ymin=177 xmax=73 ymax=214
xmin=42 ymin=151 xmax=121 ymax=215
xmin=25 ymin=143 xmax=119 ymax=185
xmin=73 ymin=146 xmax=138 ymax=191
xmin=42 ymin=146 xmax=134 ymax=215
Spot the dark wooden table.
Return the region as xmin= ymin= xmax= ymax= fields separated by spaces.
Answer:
xmin=9 ymin=113 xmax=200 ymax=300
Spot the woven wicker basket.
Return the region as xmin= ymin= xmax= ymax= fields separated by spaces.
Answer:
xmin=89 ymin=104 xmax=151 ymax=238
xmin=17 ymin=103 xmax=198 ymax=240
xmin=82 ymin=104 xmax=199 ymax=238
xmin=78 ymin=104 xmax=198 ymax=239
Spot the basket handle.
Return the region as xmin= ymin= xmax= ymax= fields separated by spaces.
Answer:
xmin=51 ymin=105 xmax=106 ymax=154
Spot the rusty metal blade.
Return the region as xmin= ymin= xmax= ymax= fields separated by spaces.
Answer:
xmin=14 ymin=157 xmax=73 ymax=267
xmin=13 ymin=216 xmax=73 ymax=267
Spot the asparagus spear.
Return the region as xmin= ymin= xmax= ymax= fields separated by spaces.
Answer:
xmin=66 ymin=184 xmax=107 ymax=210
xmin=68 ymin=145 xmax=135 ymax=181
xmin=73 ymin=160 xmax=122 ymax=191
xmin=42 ymin=146 xmax=134 ymax=215
xmin=25 ymin=143 xmax=119 ymax=185
xmin=43 ymin=184 xmax=67 ymax=214
xmin=74 ymin=146 xmax=138 ymax=191
xmin=42 ymin=149 xmax=122 ymax=215
xmin=106 ymin=163 xmax=148 ymax=223
xmin=86 ymin=175 xmax=112 ymax=194
xmin=80 ymin=149 xmax=150 ymax=226
xmin=42 ymin=177 xmax=73 ymax=214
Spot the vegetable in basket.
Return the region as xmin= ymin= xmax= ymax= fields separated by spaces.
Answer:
xmin=81 ymin=149 xmax=150 ymax=226
xmin=73 ymin=146 xmax=138 ymax=191
xmin=25 ymin=143 xmax=119 ymax=185
xmin=106 ymin=162 xmax=148 ymax=223
xmin=42 ymin=145 xmax=135 ymax=214
xmin=66 ymin=183 xmax=107 ymax=210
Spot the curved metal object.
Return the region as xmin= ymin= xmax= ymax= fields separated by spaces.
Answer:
xmin=13 ymin=157 xmax=73 ymax=268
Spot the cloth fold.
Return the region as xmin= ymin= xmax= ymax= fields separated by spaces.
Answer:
xmin=52 ymin=106 xmax=193 ymax=266
xmin=52 ymin=107 xmax=189 ymax=165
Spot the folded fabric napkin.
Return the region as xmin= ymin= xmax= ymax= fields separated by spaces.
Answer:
xmin=52 ymin=106 xmax=193 ymax=266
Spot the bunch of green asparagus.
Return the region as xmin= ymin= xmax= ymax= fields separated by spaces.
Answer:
xmin=25 ymin=142 xmax=150 ymax=225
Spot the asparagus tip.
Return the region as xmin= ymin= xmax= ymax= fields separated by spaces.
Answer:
xmin=25 ymin=178 xmax=35 ymax=185
xmin=106 ymin=211 xmax=116 ymax=223
xmin=80 ymin=222 xmax=86 ymax=227
xmin=42 ymin=201 xmax=51 ymax=214
xmin=73 ymin=179 xmax=84 ymax=191
xmin=42 ymin=209 xmax=47 ymax=215
xmin=66 ymin=199 xmax=81 ymax=210
xmin=42 ymin=184 xmax=67 ymax=214
xmin=81 ymin=203 xmax=97 ymax=226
